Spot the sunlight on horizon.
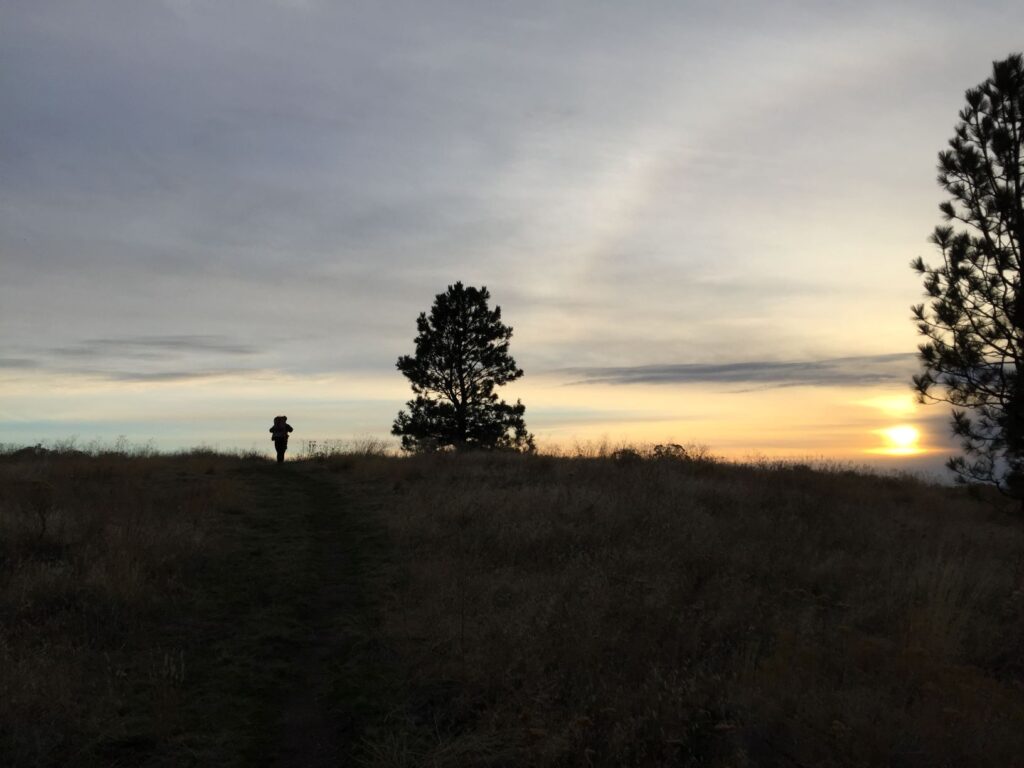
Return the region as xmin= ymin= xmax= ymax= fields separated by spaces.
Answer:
xmin=866 ymin=424 xmax=926 ymax=456
xmin=0 ymin=370 xmax=950 ymax=471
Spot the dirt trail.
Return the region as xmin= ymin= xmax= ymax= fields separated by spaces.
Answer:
xmin=258 ymin=465 xmax=391 ymax=767
xmin=182 ymin=463 xmax=394 ymax=767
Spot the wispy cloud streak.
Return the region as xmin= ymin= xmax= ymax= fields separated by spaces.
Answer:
xmin=0 ymin=358 xmax=39 ymax=369
xmin=50 ymin=335 xmax=259 ymax=358
xmin=565 ymin=353 xmax=916 ymax=389
xmin=0 ymin=336 xmax=263 ymax=383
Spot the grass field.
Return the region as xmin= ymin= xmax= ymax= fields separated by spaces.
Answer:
xmin=2 ymin=444 xmax=1024 ymax=766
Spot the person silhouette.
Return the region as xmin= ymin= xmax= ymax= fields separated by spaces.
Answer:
xmin=270 ymin=415 xmax=293 ymax=464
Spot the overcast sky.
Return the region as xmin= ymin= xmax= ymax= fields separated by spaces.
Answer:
xmin=3 ymin=0 xmax=1023 ymax=467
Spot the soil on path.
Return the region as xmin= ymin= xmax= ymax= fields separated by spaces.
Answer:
xmin=171 ymin=462 xmax=395 ymax=767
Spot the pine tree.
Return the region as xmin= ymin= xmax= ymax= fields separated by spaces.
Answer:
xmin=912 ymin=53 xmax=1024 ymax=499
xmin=392 ymin=282 xmax=535 ymax=452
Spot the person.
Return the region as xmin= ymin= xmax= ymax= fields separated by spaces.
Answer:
xmin=270 ymin=415 xmax=293 ymax=464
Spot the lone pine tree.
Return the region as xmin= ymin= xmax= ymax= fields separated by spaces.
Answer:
xmin=392 ymin=282 xmax=534 ymax=452
xmin=912 ymin=53 xmax=1024 ymax=500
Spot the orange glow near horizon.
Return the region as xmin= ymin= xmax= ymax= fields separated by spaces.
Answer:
xmin=866 ymin=424 xmax=926 ymax=456
xmin=0 ymin=369 xmax=945 ymax=465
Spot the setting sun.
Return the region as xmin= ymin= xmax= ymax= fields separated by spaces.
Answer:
xmin=869 ymin=425 xmax=925 ymax=456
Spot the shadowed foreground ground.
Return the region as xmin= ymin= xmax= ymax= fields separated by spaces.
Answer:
xmin=215 ymin=464 xmax=394 ymax=766
xmin=3 ymin=447 xmax=1024 ymax=766
xmin=0 ymin=453 xmax=395 ymax=767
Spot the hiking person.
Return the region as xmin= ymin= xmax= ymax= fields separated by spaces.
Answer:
xmin=270 ymin=415 xmax=293 ymax=463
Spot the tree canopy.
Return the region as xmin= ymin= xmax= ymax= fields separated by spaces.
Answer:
xmin=912 ymin=53 xmax=1024 ymax=497
xmin=392 ymin=282 xmax=534 ymax=452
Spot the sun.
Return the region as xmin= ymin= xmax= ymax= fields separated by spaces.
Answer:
xmin=868 ymin=425 xmax=924 ymax=456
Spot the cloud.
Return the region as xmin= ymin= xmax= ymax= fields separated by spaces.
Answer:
xmin=0 ymin=357 xmax=40 ymax=369
xmin=0 ymin=336 xmax=263 ymax=383
xmin=565 ymin=353 xmax=917 ymax=389
xmin=50 ymin=335 xmax=259 ymax=358
xmin=104 ymin=369 xmax=253 ymax=382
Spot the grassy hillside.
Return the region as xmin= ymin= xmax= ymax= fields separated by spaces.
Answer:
xmin=2 ymin=445 xmax=1023 ymax=766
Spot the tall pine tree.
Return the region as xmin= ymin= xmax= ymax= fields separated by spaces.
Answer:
xmin=392 ymin=282 xmax=534 ymax=452
xmin=912 ymin=53 xmax=1024 ymax=500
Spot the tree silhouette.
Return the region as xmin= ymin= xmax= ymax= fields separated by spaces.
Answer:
xmin=912 ymin=53 xmax=1024 ymax=499
xmin=392 ymin=282 xmax=534 ymax=452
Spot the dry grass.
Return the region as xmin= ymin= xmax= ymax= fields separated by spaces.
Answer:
xmin=4 ymin=442 xmax=1024 ymax=766
xmin=334 ymin=447 xmax=1024 ymax=767
xmin=0 ymin=446 xmax=255 ymax=766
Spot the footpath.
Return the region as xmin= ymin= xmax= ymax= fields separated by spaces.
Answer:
xmin=166 ymin=463 xmax=395 ymax=767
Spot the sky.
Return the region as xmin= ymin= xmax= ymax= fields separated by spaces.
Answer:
xmin=3 ymin=1 xmax=1023 ymax=472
